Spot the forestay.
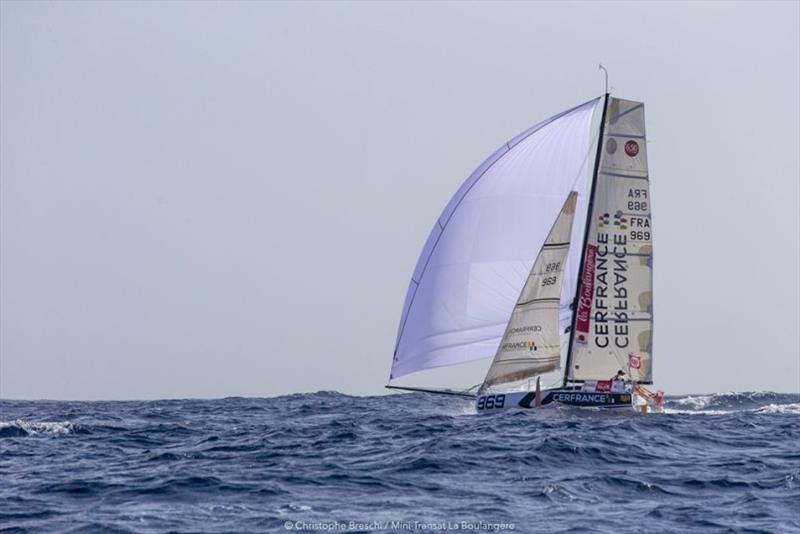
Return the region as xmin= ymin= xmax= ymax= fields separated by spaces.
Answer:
xmin=568 ymin=98 xmax=654 ymax=383
xmin=390 ymin=98 xmax=601 ymax=380
xmin=481 ymin=192 xmax=578 ymax=391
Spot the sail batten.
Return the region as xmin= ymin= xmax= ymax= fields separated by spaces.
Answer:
xmin=390 ymin=98 xmax=602 ymax=380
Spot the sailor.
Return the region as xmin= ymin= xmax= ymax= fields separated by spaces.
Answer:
xmin=612 ymin=370 xmax=626 ymax=382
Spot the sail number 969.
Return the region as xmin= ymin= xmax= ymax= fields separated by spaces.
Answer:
xmin=476 ymin=394 xmax=505 ymax=410
xmin=628 ymin=201 xmax=648 ymax=212
xmin=541 ymin=262 xmax=561 ymax=286
xmin=545 ymin=262 xmax=561 ymax=273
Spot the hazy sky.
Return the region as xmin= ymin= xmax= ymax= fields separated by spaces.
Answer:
xmin=1 ymin=1 xmax=798 ymax=400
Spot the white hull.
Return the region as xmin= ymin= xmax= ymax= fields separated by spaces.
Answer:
xmin=476 ymin=386 xmax=663 ymax=414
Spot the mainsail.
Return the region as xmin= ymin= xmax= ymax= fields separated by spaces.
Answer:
xmin=390 ymin=98 xmax=601 ymax=380
xmin=481 ymin=192 xmax=578 ymax=390
xmin=566 ymin=97 xmax=654 ymax=383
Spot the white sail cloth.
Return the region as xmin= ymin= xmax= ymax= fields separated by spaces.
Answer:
xmin=481 ymin=192 xmax=578 ymax=390
xmin=391 ymin=99 xmax=601 ymax=379
xmin=568 ymin=98 xmax=654 ymax=383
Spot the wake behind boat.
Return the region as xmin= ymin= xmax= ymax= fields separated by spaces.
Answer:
xmin=387 ymin=89 xmax=664 ymax=414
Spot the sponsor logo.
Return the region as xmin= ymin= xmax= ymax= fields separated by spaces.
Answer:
xmin=575 ymin=244 xmax=597 ymax=342
xmin=593 ymin=226 xmax=629 ymax=350
xmin=628 ymin=353 xmax=641 ymax=369
xmin=624 ymin=140 xmax=639 ymax=157
xmin=552 ymin=392 xmax=613 ymax=404
xmin=501 ymin=340 xmax=538 ymax=352
xmin=598 ymin=212 xmax=627 ymax=230
xmin=613 ymin=211 xmax=628 ymax=230
xmin=508 ymin=325 xmax=542 ymax=335
xmin=606 ymin=138 xmax=617 ymax=154
xmin=595 ymin=380 xmax=612 ymax=392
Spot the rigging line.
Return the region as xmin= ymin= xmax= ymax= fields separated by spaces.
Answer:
xmin=384 ymin=385 xmax=476 ymax=399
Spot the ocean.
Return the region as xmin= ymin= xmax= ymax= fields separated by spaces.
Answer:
xmin=1 ymin=392 xmax=798 ymax=533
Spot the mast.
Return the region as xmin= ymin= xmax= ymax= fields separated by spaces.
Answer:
xmin=563 ymin=93 xmax=609 ymax=386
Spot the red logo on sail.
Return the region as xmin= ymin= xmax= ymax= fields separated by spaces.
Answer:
xmin=624 ymin=140 xmax=639 ymax=157
xmin=575 ymin=244 xmax=597 ymax=343
xmin=628 ymin=353 xmax=641 ymax=369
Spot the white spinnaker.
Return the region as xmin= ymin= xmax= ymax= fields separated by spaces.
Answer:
xmin=391 ymin=98 xmax=601 ymax=380
xmin=568 ymin=98 xmax=654 ymax=383
xmin=481 ymin=192 xmax=578 ymax=390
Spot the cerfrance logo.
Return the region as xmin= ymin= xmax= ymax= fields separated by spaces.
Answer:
xmin=527 ymin=340 xmax=537 ymax=352
xmin=624 ymin=140 xmax=639 ymax=157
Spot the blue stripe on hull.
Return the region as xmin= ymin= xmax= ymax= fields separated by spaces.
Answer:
xmin=475 ymin=388 xmax=633 ymax=412
xmin=520 ymin=389 xmax=632 ymax=408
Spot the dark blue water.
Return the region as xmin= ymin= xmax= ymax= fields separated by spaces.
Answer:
xmin=1 ymin=392 xmax=798 ymax=533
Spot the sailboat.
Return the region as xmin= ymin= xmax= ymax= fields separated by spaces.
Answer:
xmin=387 ymin=90 xmax=665 ymax=413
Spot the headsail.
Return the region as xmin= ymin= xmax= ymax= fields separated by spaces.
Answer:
xmin=390 ymin=98 xmax=601 ymax=380
xmin=481 ymin=192 xmax=578 ymax=391
xmin=567 ymin=97 xmax=654 ymax=383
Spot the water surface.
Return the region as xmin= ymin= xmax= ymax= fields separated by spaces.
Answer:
xmin=1 ymin=392 xmax=798 ymax=532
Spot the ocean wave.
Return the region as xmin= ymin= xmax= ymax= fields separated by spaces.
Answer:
xmin=671 ymin=394 xmax=718 ymax=410
xmin=669 ymin=391 xmax=796 ymax=412
xmin=663 ymin=408 xmax=731 ymax=416
xmin=754 ymin=403 xmax=800 ymax=415
xmin=0 ymin=420 xmax=76 ymax=437
xmin=1 ymin=392 xmax=799 ymax=532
